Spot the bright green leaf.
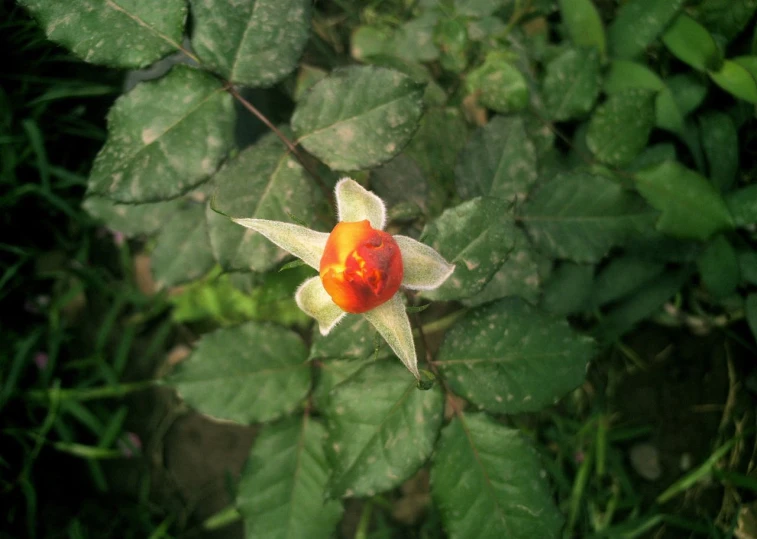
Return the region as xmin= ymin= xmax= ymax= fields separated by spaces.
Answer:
xmin=208 ymin=130 xmax=324 ymax=272
xmin=662 ymin=14 xmax=723 ymax=72
xmin=608 ymin=0 xmax=684 ymax=59
xmin=586 ymin=89 xmax=656 ymax=166
xmin=604 ymin=60 xmax=664 ymax=94
xmin=432 ymin=413 xmax=564 ymax=539
xmin=191 ymin=0 xmax=310 ymax=87
xmin=543 ymin=47 xmax=601 ymax=121
xmin=634 ymin=161 xmax=734 ymax=240
xmin=166 ymin=322 xmax=310 ymax=423
xmin=292 ymin=66 xmax=424 ymax=170
xmin=19 ymin=0 xmax=186 ymax=68
xmin=237 ymin=416 xmax=343 ymax=538
xmin=421 ymin=197 xmax=517 ymax=301
xmin=521 ymin=173 xmax=657 ymax=263
xmin=455 ymin=115 xmax=537 ymax=202
xmin=151 ymin=203 xmax=215 ymax=289
xmin=699 ymin=111 xmax=738 ymax=191
xmin=697 ymin=235 xmax=740 ymax=298
xmin=324 ymin=360 xmax=443 ymax=498
xmin=466 ymin=51 xmax=529 ymax=114
xmin=708 ymin=60 xmax=757 ymax=104
xmin=88 ymin=65 xmax=234 ymax=203
xmin=437 ymin=299 xmax=594 ymax=413
xmin=558 ymin=0 xmax=606 ymax=56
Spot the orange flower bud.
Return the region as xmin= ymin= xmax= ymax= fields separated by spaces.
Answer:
xmin=320 ymin=220 xmax=403 ymax=314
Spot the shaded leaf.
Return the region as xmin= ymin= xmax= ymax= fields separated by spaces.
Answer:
xmin=166 ymin=322 xmax=310 ymax=423
xmin=324 ymin=361 xmax=444 ymax=498
xmin=747 ymin=294 xmax=757 ymax=343
xmin=699 ymin=111 xmax=739 ymax=191
xmin=591 ymin=256 xmax=665 ymax=307
xmin=697 ymin=235 xmax=740 ymax=298
xmin=727 ymin=185 xmax=757 ymax=227
xmin=190 ymin=0 xmax=311 ymax=87
xmin=543 ymin=47 xmax=601 ymax=121
xmin=19 ymin=0 xmax=186 ymax=68
xmin=292 ymin=66 xmax=424 ymax=170
xmin=541 ymin=262 xmax=594 ymax=316
xmin=608 ymin=0 xmax=684 ymax=59
xmin=432 ymin=413 xmax=564 ymax=539
xmin=437 ymin=298 xmax=594 ymax=413
xmin=309 ymin=314 xmax=388 ymax=361
xmin=88 ymin=65 xmax=234 ymax=202
xmin=237 ymin=416 xmax=343 ymax=539
xmin=521 ymin=173 xmax=657 ymax=263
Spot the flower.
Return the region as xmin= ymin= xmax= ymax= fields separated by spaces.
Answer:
xmin=232 ymin=178 xmax=455 ymax=379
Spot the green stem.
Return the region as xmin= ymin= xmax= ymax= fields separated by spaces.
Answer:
xmin=418 ymin=309 xmax=467 ymax=335
xmin=355 ymin=499 xmax=374 ymax=539
xmin=26 ymin=380 xmax=154 ymax=402
xmin=202 ymin=505 xmax=242 ymax=531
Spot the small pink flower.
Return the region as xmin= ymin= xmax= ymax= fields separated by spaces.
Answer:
xmin=33 ymin=352 xmax=49 ymax=371
xmin=118 ymin=432 xmax=142 ymax=458
xmin=111 ymin=230 xmax=126 ymax=247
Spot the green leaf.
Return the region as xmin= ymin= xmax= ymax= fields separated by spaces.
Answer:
xmin=520 ymin=173 xmax=657 ymax=263
xmin=746 ymin=294 xmax=757 ymax=343
xmin=324 ymin=360 xmax=443 ymax=498
xmin=434 ymin=18 xmax=469 ymax=73
xmin=19 ymin=0 xmax=186 ymax=68
xmin=421 ymin=197 xmax=517 ymax=301
xmin=166 ymin=322 xmax=310 ymax=423
xmin=465 ymin=51 xmax=529 ymax=114
xmin=372 ymin=154 xmax=431 ymax=216
xmin=82 ymin=196 xmax=183 ymax=237
xmin=463 ymin=227 xmax=552 ymax=307
xmin=692 ymin=0 xmax=757 ymax=43
xmin=738 ymin=250 xmax=757 ymax=286
xmin=604 ymin=61 xmax=664 ymax=94
xmin=590 ymin=256 xmax=665 ymax=307
xmin=699 ymin=111 xmax=738 ymax=192
xmin=437 ymin=299 xmax=594 ymax=413
xmin=726 ymin=185 xmax=757 ymax=227
xmin=608 ymin=0 xmax=684 ymax=59
xmin=662 ymin=14 xmax=723 ymax=72
xmin=292 ymin=66 xmax=424 ymax=171
xmin=634 ymin=161 xmax=733 ymax=240
xmin=432 ymin=413 xmax=564 ymax=539
xmin=237 ymin=416 xmax=342 ymax=538
xmin=309 ymin=315 xmax=388 ymax=361
xmin=594 ymin=269 xmax=688 ymax=342
xmin=351 ymin=25 xmax=393 ymax=61
xmin=393 ymin=13 xmax=439 ymax=62
xmin=697 ymin=235 xmax=740 ymax=298
xmin=558 ymin=0 xmax=606 ymax=56
xmin=455 ymin=116 xmax=537 ymax=202
xmin=312 ymin=360 xmax=366 ymax=409
xmin=208 ymin=130 xmax=324 ymax=272
xmin=708 ymin=60 xmax=757 ymax=104
xmin=541 ymin=262 xmax=594 ymax=316
xmin=151 ymin=203 xmax=215 ymax=289
xmin=586 ymin=89 xmax=656 ymax=166
xmin=543 ymin=47 xmax=601 ymax=121
xmin=88 ymin=65 xmax=234 ymax=203
xmin=190 ymin=0 xmax=310 ymax=87
xmin=455 ymin=0 xmax=502 ymax=16
xmin=667 ymin=73 xmax=710 ymax=116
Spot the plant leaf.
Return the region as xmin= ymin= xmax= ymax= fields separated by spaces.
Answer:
xmin=465 ymin=51 xmax=529 ymax=114
xmin=237 ymin=416 xmax=343 ymax=539
xmin=151 ymin=203 xmax=215 ymax=289
xmin=292 ymin=66 xmax=424 ymax=170
xmin=208 ymin=129 xmax=324 ymax=272
xmin=699 ymin=111 xmax=738 ymax=192
xmin=608 ymin=0 xmax=685 ymax=60
xmin=421 ymin=197 xmax=517 ymax=301
xmin=437 ymin=298 xmax=594 ymax=413
xmin=88 ymin=65 xmax=234 ymax=202
xmin=726 ymin=185 xmax=757 ymax=227
xmin=586 ymin=89 xmax=656 ymax=166
xmin=558 ymin=0 xmax=606 ymax=56
xmin=83 ymin=196 xmax=184 ymax=237
xmin=520 ymin=173 xmax=657 ymax=263
xmin=708 ymin=60 xmax=757 ymax=104
xmin=543 ymin=47 xmax=601 ymax=121
xmin=190 ymin=0 xmax=311 ymax=87
xmin=432 ymin=413 xmax=564 ymax=539
xmin=166 ymin=322 xmax=310 ymax=423
xmin=455 ymin=116 xmax=537 ymax=203
xmin=19 ymin=0 xmax=186 ymax=68
xmin=634 ymin=160 xmax=733 ymax=240
xmin=662 ymin=13 xmax=723 ymax=72
xmin=541 ymin=262 xmax=595 ymax=316
xmin=697 ymin=235 xmax=740 ymax=298
xmin=324 ymin=360 xmax=443 ymax=498
xmin=309 ymin=315 xmax=390 ymax=361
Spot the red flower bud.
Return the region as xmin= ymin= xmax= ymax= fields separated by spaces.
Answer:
xmin=320 ymin=220 xmax=403 ymax=313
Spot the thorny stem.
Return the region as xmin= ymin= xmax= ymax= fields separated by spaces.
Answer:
xmin=224 ymin=83 xmax=335 ymax=210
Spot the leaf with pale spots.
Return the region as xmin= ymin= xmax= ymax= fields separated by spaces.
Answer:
xmin=607 ymin=0 xmax=685 ymax=60
xmin=237 ymin=416 xmax=343 ymax=539
xmin=292 ymin=66 xmax=424 ymax=170
xmin=83 ymin=196 xmax=184 ymax=237
xmin=586 ymin=89 xmax=656 ymax=166
xmin=432 ymin=413 xmax=564 ymax=539
xmin=165 ymin=322 xmax=310 ymax=424
xmin=151 ymin=203 xmax=215 ymax=289
xmin=520 ymin=172 xmax=657 ymax=263
xmin=436 ymin=298 xmax=595 ymax=414
xmin=208 ymin=129 xmax=325 ymax=272
xmin=190 ymin=0 xmax=311 ymax=87
xmin=421 ymin=197 xmax=517 ymax=301
xmin=542 ymin=47 xmax=601 ymax=121
xmin=88 ymin=65 xmax=234 ymax=202
xmin=309 ymin=315 xmax=390 ymax=362
xmin=19 ymin=0 xmax=186 ymax=68
xmin=324 ymin=360 xmax=443 ymax=498
xmin=312 ymin=359 xmax=367 ymax=409
xmin=455 ymin=116 xmax=537 ymax=203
